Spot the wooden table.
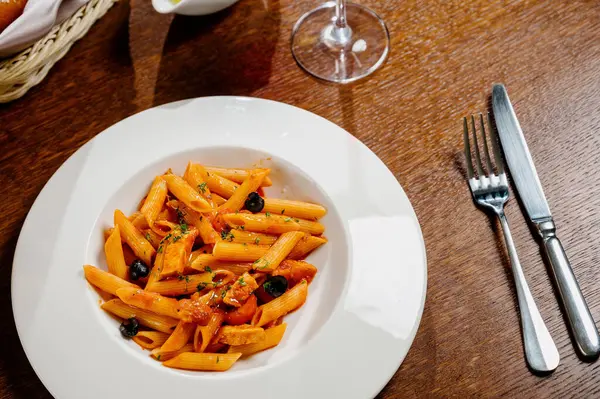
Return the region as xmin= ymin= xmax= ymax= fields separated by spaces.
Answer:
xmin=1 ymin=0 xmax=600 ymax=397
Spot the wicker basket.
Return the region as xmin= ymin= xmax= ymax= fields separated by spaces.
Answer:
xmin=0 ymin=0 xmax=117 ymax=103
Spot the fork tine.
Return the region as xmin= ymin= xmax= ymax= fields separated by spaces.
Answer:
xmin=486 ymin=112 xmax=505 ymax=174
xmin=470 ymin=115 xmax=485 ymax=177
xmin=479 ymin=113 xmax=495 ymax=174
xmin=463 ymin=117 xmax=474 ymax=179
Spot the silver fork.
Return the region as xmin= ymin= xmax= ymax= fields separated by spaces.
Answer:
xmin=463 ymin=113 xmax=560 ymax=373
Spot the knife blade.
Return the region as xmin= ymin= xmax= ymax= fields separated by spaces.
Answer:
xmin=491 ymin=86 xmax=550 ymax=222
xmin=492 ymin=83 xmax=600 ymax=359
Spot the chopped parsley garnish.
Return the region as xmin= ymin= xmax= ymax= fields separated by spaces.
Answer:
xmin=263 ymin=280 xmax=272 ymax=291
xmin=238 ymin=277 xmax=247 ymax=287
xmin=239 ymin=226 xmax=245 ymax=230
xmin=284 ymin=217 xmax=292 ymax=222
xmin=295 ymin=219 xmax=300 ymax=222
xmin=157 ymin=354 xmax=161 ymax=361
xmin=157 ymin=246 xmax=163 ymax=253
xmin=197 ymin=282 xmax=208 ymax=291
xmin=204 ymin=266 xmax=213 ymax=273
xmin=172 ymin=235 xmax=182 ymax=242
xmin=254 ymin=237 xmax=260 ymax=245
xmin=216 ymin=356 xmax=220 ymax=364
xmin=176 ymin=208 xmax=185 ymax=224
xmin=265 ymin=212 xmax=271 ymax=217
xmin=179 ymin=223 xmax=188 ymax=233
xmin=281 ymin=209 xmax=285 ymax=214
xmin=160 ymin=233 xmax=172 ymax=243
xmin=145 ymin=232 xmax=151 ymax=240
xmin=220 ymin=230 xmax=234 ymax=241
xmin=253 ymin=259 xmax=260 ymax=264
xmin=177 ymin=275 xmax=185 ymax=281
xmin=198 ymin=182 xmax=207 ymax=194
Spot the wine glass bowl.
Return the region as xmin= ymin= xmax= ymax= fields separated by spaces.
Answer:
xmin=291 ymin=1 xmax=390 ymax=83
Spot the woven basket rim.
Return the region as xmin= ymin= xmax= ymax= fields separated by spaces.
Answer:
xmin=0 ymin=0 xmax=117 ymax=103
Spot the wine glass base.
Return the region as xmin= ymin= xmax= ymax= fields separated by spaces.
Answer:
xmin=291 ymin=1 xmax=390 ymax=84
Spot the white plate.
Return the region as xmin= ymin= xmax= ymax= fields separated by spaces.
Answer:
xmin=12 ymin=97 xmax=426 ymax=399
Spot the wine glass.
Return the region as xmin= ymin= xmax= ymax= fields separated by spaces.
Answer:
xmin=291 ymin=1 xmax=390 ymax=83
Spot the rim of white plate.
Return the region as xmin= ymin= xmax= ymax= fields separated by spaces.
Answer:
xmin=12 ymin=97 xmax=427 ymax=399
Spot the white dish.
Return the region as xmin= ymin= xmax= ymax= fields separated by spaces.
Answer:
xmin=151 ymin=0 xmax=238 ymax=16
xmin=12 ymin=97 xmax=426 ymax=399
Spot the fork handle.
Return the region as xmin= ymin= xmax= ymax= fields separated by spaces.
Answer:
xmin=537 ymin=220 xmax=600 ymax=358
xmin=498 ymin=212 xmax=560 ymax=372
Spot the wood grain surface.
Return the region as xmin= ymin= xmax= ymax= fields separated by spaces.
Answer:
xmin=1 ymin=0 xmax=600 ymax=397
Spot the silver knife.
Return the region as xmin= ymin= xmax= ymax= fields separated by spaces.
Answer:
xmin=492 ymin=83 xmax=600 ymax=358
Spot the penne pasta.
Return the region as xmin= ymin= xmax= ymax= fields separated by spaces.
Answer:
xmin=252 ymin=231 xmax=305 ymax=272
xmin=212 ymin=242 xmax=270 ymax=262
xmin=218 ymin=169 xmax=269 ymax=212
xmin=211 ymin=193 xmax=227 ymax=206
xmin=142 ymin=229 xmax=163 ymax=250
xmin=163 ymin=352 xmax=242 ymax=371
xmin=140 ymin=176 xmax=168 ymax=227
xmin=194 ymin=312 xmax=225 ymax=352
xmin=229 ymin=230 xmax=278 ymax=246
xmin=85 ymin=160 xmax=327 ymax=372
xmin=191 ymin=163 xmax=240 ymax=199
xmin=133 ymin=331 xmax=170 ymax=350
xmin=262 ymin=198 xmax=327 ymax=220
xmin=104 ymin=212 xmax=148 ymax=240
xmin=189 ymin=245 xmax=214 ymax=261
xmin=160 ymin=321 xmax=196 ymax=352
xmin=151 ymin=220 xmax=178 ymax=237
xmin=101 ymin=299 xmax=178 ymax=334
xmin=188 ymin=253 xmax=245 ymax=271
xmin=116 ymin=287 xmax=182 ymax=319
xmin=228 ymin=323 xmax=287 ymax=357
xmin=178 ymin=204 xmax=220 ymax=244
xmin=183 ymin=162 xmax=215 ymax=206
xmin=194 ymin=261 xmax=253 ymax=276
xmin=162 ymin=174 xmax=212 ymax=213
xmin=215 ymin=325 xmax=266 ymax=346
xmin=130 ymin=212 xmax=149 ymax=230
xmin=146 ymin=272 xmax=214 ymax=296
xmin=222 ymin=213 xmax=301 ymax=234
xmin=205 ymin=166 xmax=273 ymax=187
xmin=83 ymin=265 xmax=138 ymax=296
xmin=229 ymin=214 xmax=324 ymax=236
xmin=287 ymin=235 xmax=327 ymax=259
xmin=152 ymin=343 xmax=194 ymax=362
xmin=114 ymin=209 xmax=155 ymax=265
xmin=295 ymin=218 xmax=325 ymax=235
xmin=104 ymin=225 xmax=129 ymax=280
xmin=252 ymin=280 xmax=308 ymax=327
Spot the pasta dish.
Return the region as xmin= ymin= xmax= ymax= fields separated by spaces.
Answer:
xmin=83 ymin=162 xmax=326 ymax=371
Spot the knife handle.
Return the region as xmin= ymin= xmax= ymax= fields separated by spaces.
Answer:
xmin=538 ymin=220 xmax=600 ymax=358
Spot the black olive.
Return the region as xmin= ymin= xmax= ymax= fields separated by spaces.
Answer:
xmin=263 ymin=276 xmax=288 ymax=298
xmin=130 ymin=259 xmax=149 ymax=281
xmin=244 ymin=192 xmax=265 ymax=213
xmin=119 ymin=317 xmax=139 ymax=338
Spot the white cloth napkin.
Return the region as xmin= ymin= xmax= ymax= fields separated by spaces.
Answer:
xmin=0 ymin=0 xmax=89 ymax=58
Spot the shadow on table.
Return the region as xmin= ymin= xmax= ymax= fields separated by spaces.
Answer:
xmin=153 ymin=0 xmax=281 ymax=104
xmin=0 ymin=224 xmax=52 ymax=399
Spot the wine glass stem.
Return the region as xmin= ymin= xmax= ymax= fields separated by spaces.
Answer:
xmin=335 ymin=0 xmax=347 ymax=28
